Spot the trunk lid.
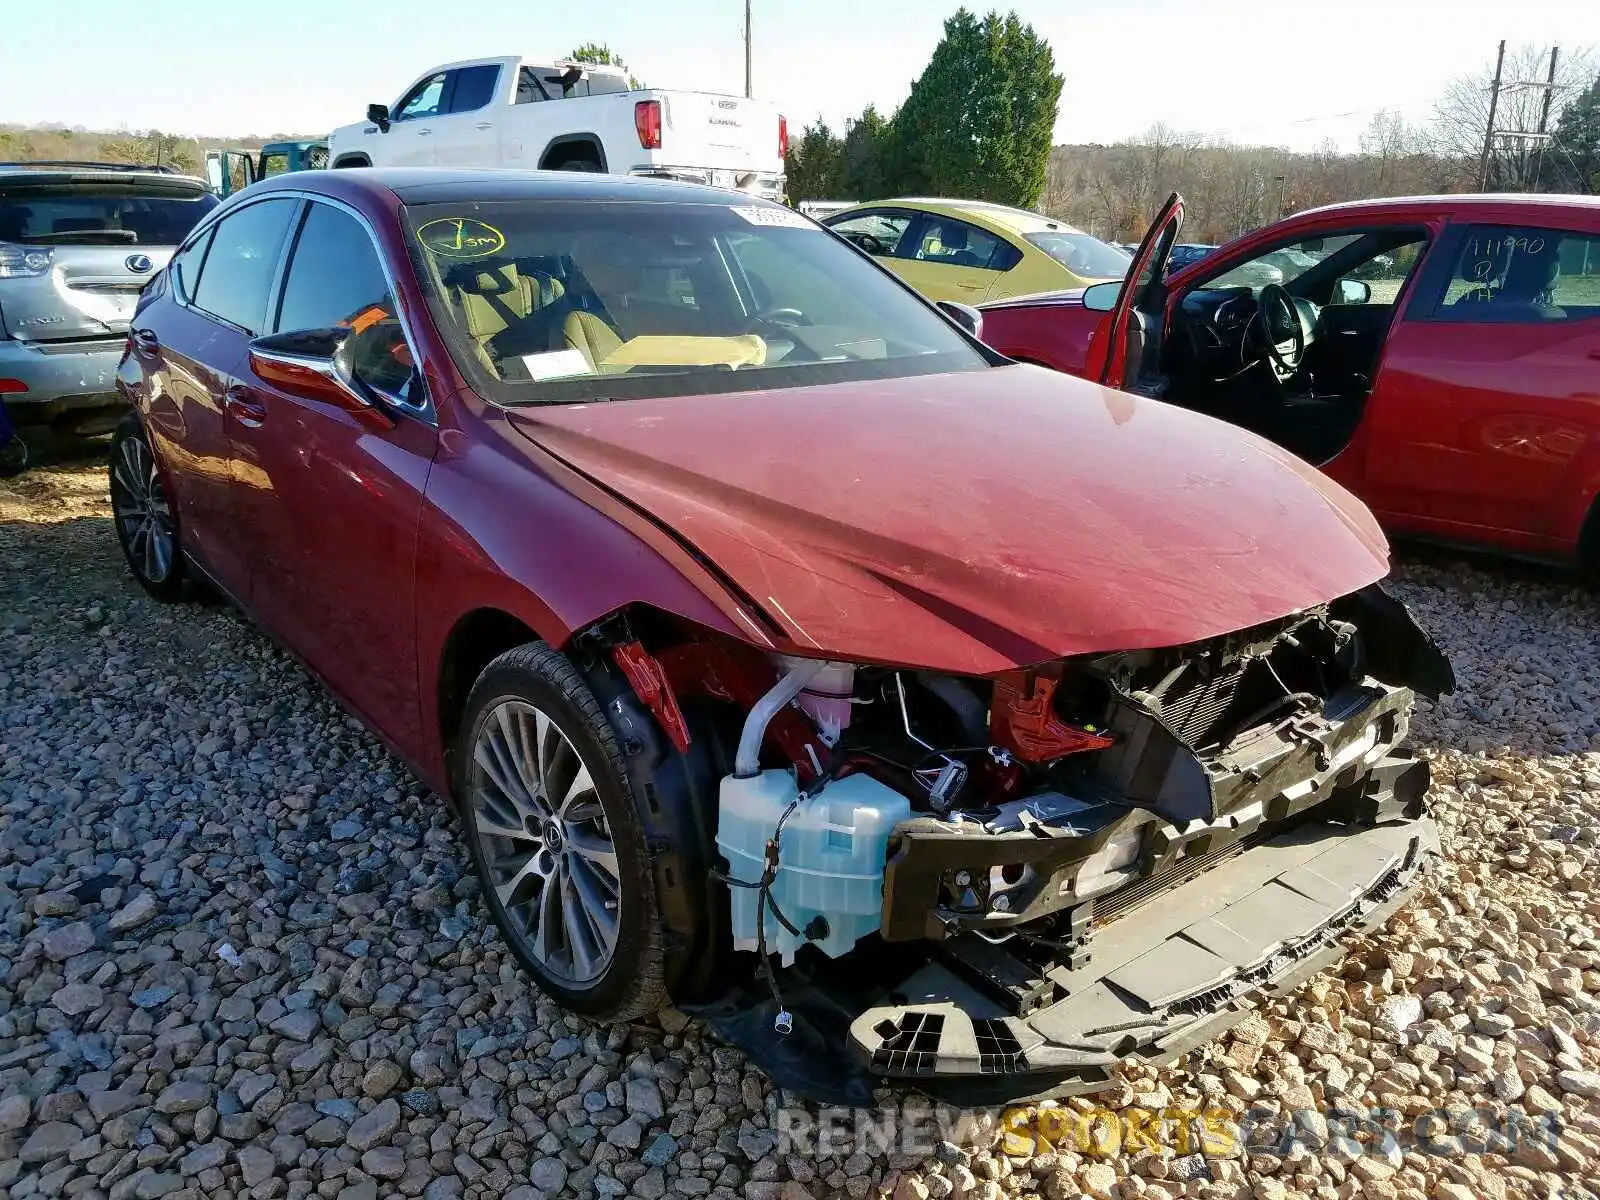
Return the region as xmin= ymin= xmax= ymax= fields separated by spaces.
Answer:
xmin=507 ymin=364 xmax=1392 ymax=675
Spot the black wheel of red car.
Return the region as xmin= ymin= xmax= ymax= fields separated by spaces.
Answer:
xmin=457 ymin=642 xmax=667 ymax=1020
xmin=109 ymin=414 xmax=193 ymax=602
xmin=0 ymin=434 xmax=26 ymax=478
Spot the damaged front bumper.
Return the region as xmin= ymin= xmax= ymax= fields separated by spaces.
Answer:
xmin=691 ymin=676 xmax=1439 ymax=1107
xmin=851 ymin=810 xmax=1437 ymax=1102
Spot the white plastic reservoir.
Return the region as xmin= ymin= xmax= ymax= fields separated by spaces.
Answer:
xmin=717 ymin=770 xmax=912 ymax=966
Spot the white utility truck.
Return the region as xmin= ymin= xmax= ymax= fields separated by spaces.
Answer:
xmin=327 ymin=57 xmax=787 ymax=201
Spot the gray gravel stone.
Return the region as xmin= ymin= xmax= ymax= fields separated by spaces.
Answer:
xmin=346 ymin=1097 xmax=401 ymax=1151
xmin=530 ymin=1156 xmax=569 ymax=1194
xmin=42 ymin=921 xmax=94 ymax=961
xmin=7 ymin=461 xmax=1600 ymax=1200
xmin=108 ymin=891 xmax=158 ymax=931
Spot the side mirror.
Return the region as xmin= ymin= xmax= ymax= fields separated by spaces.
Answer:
xmin=366 ymin=103 xmax=392 ymax=133
xmin=936 ymin=300 xmax=983 ymax=340
xmin=1081 ymin=281 xmax=1121 ymax=313
xmin=247 ymin=328 xmax=395 ymax=428
xmin=1336 ymin=278 xmax=1372 ymax=305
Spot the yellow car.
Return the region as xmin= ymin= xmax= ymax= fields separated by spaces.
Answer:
xmin=820 ymin=197 xmax=1132 ymax=305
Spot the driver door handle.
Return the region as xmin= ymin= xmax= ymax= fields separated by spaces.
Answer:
xmin=224 ymin=383 xmax=267 ymax=428
xmin=415 ymin=128 xmax=433 ymax=136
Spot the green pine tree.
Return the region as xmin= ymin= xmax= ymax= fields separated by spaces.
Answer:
xmin=889 ymin=8 xmax=1062 ymax=207
xmin=1551 ymin=73 xmax=1600 ymax=194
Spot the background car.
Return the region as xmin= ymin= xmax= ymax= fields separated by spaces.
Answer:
xmin=821 ymin=197 xmax=1131 ymax=304
xmin=1166 ymin=242 xmax=1219 ymax=273
xmin=0 ymin=161 xmax=217 ymax=438
xmin=113 ymin=168 xmax=1445 ymax=1104
xmin=979 ymin=191 xmax=1600 ymax=572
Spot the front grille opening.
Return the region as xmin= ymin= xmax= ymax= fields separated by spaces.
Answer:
xmin=1131 ymin=614 xmax=1358 ymax=751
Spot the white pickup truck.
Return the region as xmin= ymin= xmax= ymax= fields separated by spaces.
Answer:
xmin=326 ymin=57 xmax=787 ymax=201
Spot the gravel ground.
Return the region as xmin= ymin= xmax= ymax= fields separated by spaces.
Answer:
xmin=3 ymin=456 xmax=1600 ymax=1200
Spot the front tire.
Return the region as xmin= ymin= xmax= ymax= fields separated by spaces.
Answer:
xmin=457 ymin=642 xmax=666 ymax=1020
xmin=109 ymin=414 xmax=191 ymax=601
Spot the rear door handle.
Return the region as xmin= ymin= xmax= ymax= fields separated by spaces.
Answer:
xmin=132 ymin=328 xmax=159 ymax=352
xmin=415 ymin=128 xmax=433 ymax=136
xmin=474 ymin=121 xmax=492 ymax=130
xmin=224 ymin=384 xmax=267 ymax=427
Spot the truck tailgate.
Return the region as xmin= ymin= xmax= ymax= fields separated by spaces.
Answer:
xmin=663 ymin=92 xmax=783 ymax=173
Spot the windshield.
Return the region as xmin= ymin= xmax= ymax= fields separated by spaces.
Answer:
xmin=1203 ymin=234 xmax=1364 ymax=290
xmin=0 ymin=181 xmax=217 ymax=246
xmin=1023 ymin=232 xmax=1131 ymax=280
xmin=404 ymin=198 xmax=988 ymax=404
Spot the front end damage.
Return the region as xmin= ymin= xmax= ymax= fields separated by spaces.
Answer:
xmin=581 ymin=584 xmax=1452 ymax=1105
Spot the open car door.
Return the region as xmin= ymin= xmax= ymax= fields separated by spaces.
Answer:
xmin=1084 ymin=192 xmax=1183 ymax=391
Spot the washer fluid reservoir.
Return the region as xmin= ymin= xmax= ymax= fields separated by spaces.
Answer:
xmin=717 ymin=770 xmax=911 ymax=966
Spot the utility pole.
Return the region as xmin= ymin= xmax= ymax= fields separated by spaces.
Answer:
xmin=1478 ymin=39 xmax=1506 ymax=191
xmin=1532 ymin=45 xmax=1560 ymax=188
xmin=744 ymin=0 xmax=752 ymax=98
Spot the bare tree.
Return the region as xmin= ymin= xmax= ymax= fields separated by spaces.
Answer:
xmin=1431 ymin=43 xmax=1595 ymax=189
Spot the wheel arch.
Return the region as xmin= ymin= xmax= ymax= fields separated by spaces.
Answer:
xmin=331 ymin=154 xmax=371 ymax=169
xmin=435 ymin=606 xmax=543 ymax=792
xmin=537 ymin=135 xmax=607 ymax=171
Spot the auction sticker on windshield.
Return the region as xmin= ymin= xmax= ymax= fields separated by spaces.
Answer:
xmin=417 ymin=217 xmax=507 ymax=259
xmin=729 ymin=205 xmax=814 ymax=230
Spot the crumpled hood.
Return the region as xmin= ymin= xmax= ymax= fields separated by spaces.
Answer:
xmin=508 ymin=365 xmax=1390 ymax=675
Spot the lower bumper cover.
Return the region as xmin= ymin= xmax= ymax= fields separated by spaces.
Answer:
xmin=850 ymin=814 xmax=1437 ymax=1102
xmin=0 ymin=337 xmax=126 ymax=424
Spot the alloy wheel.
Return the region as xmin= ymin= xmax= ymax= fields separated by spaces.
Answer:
xmin=468 ymin=698 xmax=622 ymax=985
xmin=110 ymin=433 xmax=175 ymax=584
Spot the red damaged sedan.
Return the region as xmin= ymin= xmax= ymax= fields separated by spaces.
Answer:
xmin=981 ymin=192 xmax=1600 ymax=571
xmin=112 ymin=169 xmax=1451 ymax=1103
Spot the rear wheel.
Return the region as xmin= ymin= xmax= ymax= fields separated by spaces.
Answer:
xmin=552 ymin=157 xmax=602 ymax=173
xmin=109 ymin=414 xmax=192 ymax=602
xmin=0 ymin=434 xmax=26 ymax=478
xmin=457 ymin=642 xmax=666 ymax=1020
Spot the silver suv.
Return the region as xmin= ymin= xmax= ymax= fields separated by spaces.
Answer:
xmin=0 ymin=162 xmax=218 ymax=436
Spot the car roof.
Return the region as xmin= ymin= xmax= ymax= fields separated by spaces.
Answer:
xmin=1293 ymin=192 xmax=1600 ymax=221
xmin=250 ymin=167 xmax=789 ymax=209
xmin=847 ymin=197 xmax=1088 ymax=237
xmin=0 ymin=162 xmax=208 ymax=188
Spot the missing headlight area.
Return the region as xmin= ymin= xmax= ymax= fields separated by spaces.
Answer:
xmin=580 ymin=581 xmax=1451 ymax=1104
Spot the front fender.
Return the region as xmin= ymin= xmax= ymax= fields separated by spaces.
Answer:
xmin=413 ymin=419 xmax=760 ymax=782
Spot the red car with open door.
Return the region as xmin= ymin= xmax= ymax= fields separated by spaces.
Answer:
xmin=980 ymin=192 xmax=1600 ymax=571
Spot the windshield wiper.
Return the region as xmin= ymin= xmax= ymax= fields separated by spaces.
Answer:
xmin=19 ymin=229 xmax=140 ymax=245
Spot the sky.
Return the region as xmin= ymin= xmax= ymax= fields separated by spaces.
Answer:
xmin=7 ymin=0 xmax=1599 ymax=152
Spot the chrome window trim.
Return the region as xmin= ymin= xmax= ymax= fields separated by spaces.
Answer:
xmin=170 ymin=189 xmax=435 ymax=425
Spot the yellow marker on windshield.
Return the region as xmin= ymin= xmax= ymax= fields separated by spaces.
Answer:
xmin=417 ymin=217 xmax=506 ymax=259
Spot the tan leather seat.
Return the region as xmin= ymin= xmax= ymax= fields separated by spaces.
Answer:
xmin=450 ymin=265 xmax=565 ymax=372
xmin=562 ymin=310 xmax=625 ymax=370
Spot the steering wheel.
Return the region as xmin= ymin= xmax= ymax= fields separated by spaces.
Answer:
xmin=746 ymin=306 xmax=809 ymax=329
xmin=1249 ymin=284 xmax=1305 ymax=382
